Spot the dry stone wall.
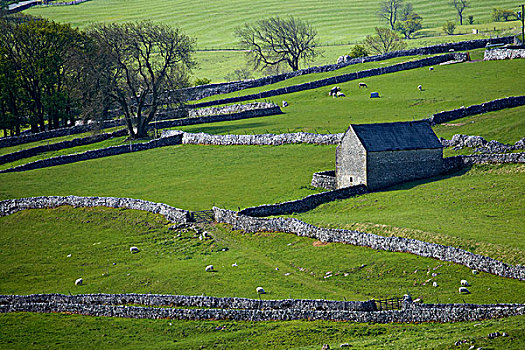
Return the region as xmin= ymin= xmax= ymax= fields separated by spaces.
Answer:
xmin=161 ymin=130 xmax=343 ymax=146
xmin=191 ymin=54 xmax=467 ymax=108
xmin=0 ymin=293 xmax=375 ymax=312
xmin=484 ymin=48 xmax=525 ymax=60
xmin=428 ymin=95 xmax=525 ymax=125
xmin=0 ymin=135 xmax=183 ymax=173
xmin=1 ymin=299 xmax=523 ymax=323
xmin=0 ymin=196 xmax=191 ymax=223
xmin=213 ymin=208 xmax=525 ymax=281
xmin=181 ymin=37 xmax=512 ymax=102
xmin=311 ymin=171 xmax=337 ymax=190
xmin=0 ymin=129 xmax=128 ymax=165
xmin=238 ymin=185 xmax=367 ymax=217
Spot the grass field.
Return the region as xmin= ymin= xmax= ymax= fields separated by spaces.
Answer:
xmin=179 ymin=59 xmax=525 ymax=136
xmin=26 ymin=0 xmax=520 ymax=49
xmin=0 ymin=144 xmax=333 ymax=210
xmin=288 ymin=164 xmax=525 ymax=264
xmin=1 ymin=313 xmax=523 ymax=349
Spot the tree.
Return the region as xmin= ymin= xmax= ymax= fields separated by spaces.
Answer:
xmin=442 ymin=21 xmax=456 ymax=35
xmin=349 ymin=44 xmax=369 ymax=58
xmin=236 ymin=16 xmax=319 ymax=72
xmin=363 ymin=27 xmax=407 ymax=55
xmin=450 ymin=0 xmax=469 ymax=25
xmin=492 ymin=8 xmax=518 ymax=22
xmin=378 ymin=0 xmax=405 ymax=30
xmin=87 ymin=21 xmax=194 ymax=139
xmin=394 ymin=12 xmax=423 ymax=39
xmin=0 ymin=15 xmax=84 ymax=133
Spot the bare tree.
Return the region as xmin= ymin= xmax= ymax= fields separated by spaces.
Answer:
xmin=87 ymin=21 xmax=194 ymax=139
xmin=378 ymin=0 xmax=405 ymax=30
xmin=451 ymin=0 xmax=470 ymax=25
xmin=363 ymin=27 xmax=407 ymax=55
xmin=236 ymin=16 xmax=319 ymax=72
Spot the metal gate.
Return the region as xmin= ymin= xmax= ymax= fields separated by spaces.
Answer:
xmin=192 ymin=210 xmax=215 ymax=223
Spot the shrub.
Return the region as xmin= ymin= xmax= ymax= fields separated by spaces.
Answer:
xmin=467 ymin=15 xmax=474 ymax=25
xmin=349 ymin=44 xmax=369 ymax=58
xmin=442 ymin=21 xmax=456 ymax=35
xmin=492 ymin=8 xmax=518 ymax=22
xmin=193 ymin=78 xmax=211 ymax=86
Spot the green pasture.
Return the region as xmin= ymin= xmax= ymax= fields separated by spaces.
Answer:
xmin=289 ymin=164 xmax=525 ymax=265
xmin=0 ymin=313 xmax=523 ymax=349
xmin=434 ymin=105 xmax=525 ymax=144
xmin=1 ymin=206 xmax=523 ymax=303
xmin=179 ymin=59 xmax=525 ymax=135
xmin=26 ymin=0 xmax=519 ymax=49
xmin=0 ymin=144 xmax=332 ymax=211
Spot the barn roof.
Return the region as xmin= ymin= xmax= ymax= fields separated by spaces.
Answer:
xmin=349 ymin=120 xmax=442 ymax=152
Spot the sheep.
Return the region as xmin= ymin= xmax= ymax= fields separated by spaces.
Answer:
xmin=472 ymin=270 xmax=478 ymax=275
xmin=329 ymin=86 xmax=341 ymax=96
xmin=336 ymin=91 xmax=346 ymax=97
xmin=418 ymin=85 xmax=423 ymax=91
xmin=205 ymin=265 xmax=214 ymax=272
xmin=231 ymin=263 xmax=238 ymax=267
xmin=359 ymin=82 xmax=367 ymax=88
xmin=460 ymin=279 xmax=469 ymax=286
xmin=429 ymin=66 xmax=434 ymax=71
xmin=459 ymin=287 xmax=470 ymax=294
xmin=75 ymin=278 xmax=83 ymax=286
xmin=282 ymin=101 xmax=288 ymax=107
xmin=432 ymin=282 xmax=438 ymax=287
xmin=130 ymin=246 xmax=140 ymax=254
xmin=256 ymin=286 xmax=266 ymax=294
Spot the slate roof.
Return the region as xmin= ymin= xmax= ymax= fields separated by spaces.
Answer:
xmin=349 ymin=120 xmax=442 ymax=152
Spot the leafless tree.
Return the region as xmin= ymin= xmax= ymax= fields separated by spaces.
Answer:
xmin=236 ymin=16 xmax=319 ymax=72
xmin=87 ymin=21 xmax=194 ymax=139
xmin=378 ymin=0 xmax=405 ymax=30
xmin=451 ymin=0 xmax=470 ymax=25
xmin=363 ymin=27 xmax=407 ymax=55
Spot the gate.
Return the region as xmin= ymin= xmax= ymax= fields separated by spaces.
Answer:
xmin=374 ymin=297 xmax=403 ymax=311
xmin=192 ymin=210 xmax=215 ymax=223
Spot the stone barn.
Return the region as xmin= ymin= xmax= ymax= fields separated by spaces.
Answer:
xmin=336 ymin=120 xmax=443 ymax=190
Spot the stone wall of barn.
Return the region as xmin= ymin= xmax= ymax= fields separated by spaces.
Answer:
xmin=366 ymin=148 xmax=444 ymax=190
xmin=335 ymin=128 xmax=367 ymax=188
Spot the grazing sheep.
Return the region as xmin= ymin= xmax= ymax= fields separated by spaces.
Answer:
xmin=75 ymin=278 xmax=83 ymax=286
xmin=429 ymin=66 xmax=434 ymax=71
xmin=459 ymin=287 xmax=470 ymax=294
xmin=336 ymin=91 xmax=346 ymax=97
xmin=256 ymin=286 xmax=266 ymax=294
xmin=329 ymin=86 xmax=341 ymax=96
xmin=231 ymin=263 xmax=238 ymax=267
xmin=205 ymin=265 xmax=214 ymax=272
xmin=282 ymin=101 xmax=288 ymax=107
xmin=461 ymin=279 xmax=469 ymax=286
xmin=359 ymin=82 xmax=367 ymax=88
xmin=472 ymin=270 xmax=478 ymax=275
xmin=418 ymin=85 xmax=423 ymax=91
xmin=130 ymin=246 xmax=140 ymax=254
xmin=432 ymin=282 xmax=438 ymax=287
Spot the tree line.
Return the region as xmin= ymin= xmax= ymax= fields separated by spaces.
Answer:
xmin=0 ymin=14 xmax=194 ymax=139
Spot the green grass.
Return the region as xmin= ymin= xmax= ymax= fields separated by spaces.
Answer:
xmin=177 ymin=59 xmax=525 ymax=135
xmin=0 ymin=136 xmax=150 ymax=171
xmin=1 ymin=206 xmax=523 ymax=303
xmin=25 ymin=0 xmax=519 ymax=50
xmin=434 ymin=105 xmax=525 ymax=145
xmin=0 ymin=127 xmax=124 ymax=156
xmin=0 ymin=144 xmax=333 ymax=211
xmin=288 ymin=164 xmax=525 ymax=264
xmin=0 ymin=313 xmax=523 ymax=350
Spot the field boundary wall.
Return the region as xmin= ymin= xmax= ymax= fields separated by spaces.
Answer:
xmin=0 ymin=299 xmax=523 ymax=323
xmin=213 ymin=207 xmax=525 ymax=281
xmin=0 ymin=134 xmax=183 ymax=173
xmin=0 ymin=196 xmax=191 ymax=223
xmin=182 ymin=37 xmax=513 ymax=101
xmin=191 ymin=53 xmax=467 ymax=108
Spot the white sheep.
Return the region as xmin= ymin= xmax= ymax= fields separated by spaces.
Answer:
xmin=472 ymin=270 xmax=478 ymax=275
xmin=418 ymin=85 xmax=423 ymax=91
xmin=75 ymin=278 xmax=83 ymax=286
xmin=429 ymin=66 xmax=434 ymax=71
xmin=130 ymin=246 xmax=140 ymax=254
xmin=231 ymin=263 xmax=238 ymax=267
xmin=205 ymin=265 xmax=214 ymax=272
xmin=256 ymin=286 xmax=266 ymax=294
xmin=460 ymin=279 xmax=469 ymax=286
xmin=336 ymin=91 xmax=346 ymax=97
xmin=432 ymin=282 xmax=438 ymax=287
xmin=459 ymin=287 xmax=470 ymax=294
